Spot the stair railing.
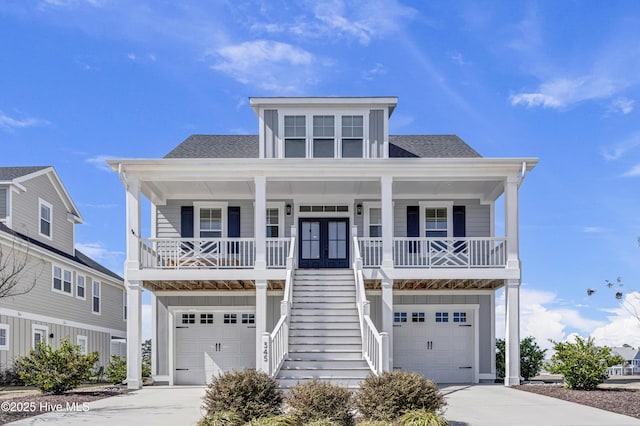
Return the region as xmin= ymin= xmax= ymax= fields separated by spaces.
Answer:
xmin=262 ymin=226 xmax=296 ymax=376
xmin=352 ymin=226 xmax=389 ymax=375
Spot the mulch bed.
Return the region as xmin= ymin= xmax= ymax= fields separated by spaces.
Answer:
xmin=0 ymin=387 xmax=127 ymax=425
xmin=514 ymin=384 xmax=640 ymax=419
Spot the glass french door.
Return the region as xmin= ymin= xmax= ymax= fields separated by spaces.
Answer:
xmin=299 ymin=218 xmax=349 ymax=268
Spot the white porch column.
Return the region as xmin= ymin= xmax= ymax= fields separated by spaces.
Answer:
xmin=254 ymin=176 xmax=267 ymax=270
xmin=381 ymin=277 xmax=394 ymax=370
xmin=504 ymin=176 xmax=520 ymax=270
xmin=255 ymin=279 xmax=268 ymax=369
xmin=126 ymin=281 xmax=142 ymax=389
xmin=381 ymin=176 xmax=394 ymax=269
xmin=505 ymin=279 xmax=521 ymax=386
xmin=125 ymin=176 xmax=141 ymax=271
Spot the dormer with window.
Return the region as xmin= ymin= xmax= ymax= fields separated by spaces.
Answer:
xmin=251 ymin=97 xmax=397 ymax=159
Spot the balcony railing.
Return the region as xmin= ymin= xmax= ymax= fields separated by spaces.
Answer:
xmin=139 ymin=237 xmax=290 ymax=270
xmin=358 ymin=237 xmax=507 ymax=268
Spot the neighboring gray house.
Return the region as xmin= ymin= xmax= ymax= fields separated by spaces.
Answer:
xmin=609 ymin=347 xmax=640 ymax=375
xmin=0 ymin=166 xmax=126 ymax=370
xmin=109 ymin=96 xmax=537 ymax=389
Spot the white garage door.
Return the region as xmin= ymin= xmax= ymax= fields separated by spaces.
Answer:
xmin=175 ymin=311 xmax=256 ymax=385
xmin=393 ymin=307 xmax=474 ymax=384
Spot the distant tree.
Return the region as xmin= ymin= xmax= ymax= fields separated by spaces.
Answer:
xmin=0 ymin=232 xmax=44 ymax=298
xmin=496 ymin=336 xmax=547 ymax=380
xmin=587 ymin=277 xmax=640 ymax=324
xmin=142 ymin=339 xmax=152 ymax=378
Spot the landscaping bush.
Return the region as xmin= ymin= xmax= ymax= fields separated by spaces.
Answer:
xmin=286 ymin=379 xmax=353 ymax=426
xmin=496 ymin=336 xmax=547 ymax=380
xmin=202 ymin=370 xmax=283 ymax=422
xmin=106 ymin=355 xmax=127 ymax=384
xmin=546 ymin=336 xmax=625 ymax=390
xmin=197 ymin=411 xmax=243 ymax=426
xmin=305 ymin=420 xmax=341 ymax=426
xmin=0 ymin=364 xmax=24 ymax=386
xmin=399 ymin=410 xmax=449 ymax=426
xmin=355 ymin=372 xmax=446 ymax=422
xmin=14 ymin=338 xmax=98 ymax=394
xmin=244 ymin=416 xmax=295 ymax=426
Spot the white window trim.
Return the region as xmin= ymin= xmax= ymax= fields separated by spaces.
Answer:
xmin=38 ymin=198 xmax=53 ymax=240
xmin=32 ymin=324 xmax=48 ymax=350
xmin=92 ymin=281 xmax=101 ymax=315
xmin=77 ymin=335 xmax=88 ymax=355
xmin=266 ymin=202 xmax=285 ymax=238
xmin=52 ymin=265 xmax=73 ymax=297
xmin=419 ymin=201 xmax=454 ymax=238
xmin=363 ymin=202 xmax=382 ymax=237
xmin=193 ymin=202 xmax=228 ymax=238
xmin=76 ymin=274 xmax=86 ymax=300
xmin=0 ymin=324 xmax=9 ymax=350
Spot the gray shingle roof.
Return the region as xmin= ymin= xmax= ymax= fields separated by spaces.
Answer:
xmin=164 ymin=134 xmax=481 ymax=159
xmin=0 ymin=166 xmax=49 ymax=181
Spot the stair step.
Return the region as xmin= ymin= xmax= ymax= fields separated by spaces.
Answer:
xmin=278 ymin=377 xmax=365 ymax=389
xmin=289 ymin=343 xmax=362 ymax=351
xmin=277 ymin=368 xmax=371 ymax=379
xmin=293 ymin=288 xmax=355 ymax=294
xmin=287 ymin=351 xmax=363 ymax=361
xmin=290 ymin=336 xmax=362 ymax=344
xmin=290 ymin=322 xmax=359 ymax=330
xmin=290 ymin=314 xmax=358 ymax=322
xmin=290 ymin=328 xmax=360 ymax=337
xmin=281 ymin=360 xmax=368 ymax=369
xmin=293 ymin=296 xmax=355 ymax=304
xmin=293 ymin=302 xmax=355 ymax=309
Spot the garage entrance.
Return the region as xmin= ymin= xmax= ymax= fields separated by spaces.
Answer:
xmin=393 ymin=306 xmax=476 ymax=384
xmin=174 ymin=310 xmax=255 ymax=385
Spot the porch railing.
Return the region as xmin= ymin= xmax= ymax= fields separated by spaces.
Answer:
xmin=262 ymin=228 xmax=296 ymax=376
xmin=358 ymin=237 xmax=507 ymax=268
xmin=266 ymin=237 xmax=291 ymax=268
xmin=353 ymin=227 xmax=389 ymax=375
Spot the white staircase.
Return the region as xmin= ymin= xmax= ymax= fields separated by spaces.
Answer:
xmin=276 ymin=269 xmax=372 ymax=389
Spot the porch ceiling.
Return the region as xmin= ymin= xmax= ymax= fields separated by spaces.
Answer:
xmin=365 ymin=279 xmax=504 ymax=290
xmin=142 ymin=279 xmax=285 ymax=292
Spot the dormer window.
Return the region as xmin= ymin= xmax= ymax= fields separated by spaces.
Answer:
xmin=284 ymin=115 xmax=306 ymax=158
xmin=341 ymin=115 xmax=363 ymax=158
xmin=39 ymin=198 xmax=52 ymax=239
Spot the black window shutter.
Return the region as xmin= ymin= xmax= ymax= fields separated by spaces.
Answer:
xmin=406 ymin=206 xmax=420 ymax=237
xmin=228 ymin=207 xmax=241 ymax=238
xmin=181 ymin=206 xmax=194 ymax=238
xmin=453 ymin=206 xmax=466 ymax=238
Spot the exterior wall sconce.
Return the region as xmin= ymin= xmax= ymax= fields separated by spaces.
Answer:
xmin=286 ymin=204 xmax=292 ymax=216
xmin=356 ymin=204 xmax=362 ymax=215
xmin=49 ymin=333 xmax=54 ymax=339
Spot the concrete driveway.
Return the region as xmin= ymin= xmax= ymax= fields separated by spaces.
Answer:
xmin=442 ymin=384 xmax=640 ymax=426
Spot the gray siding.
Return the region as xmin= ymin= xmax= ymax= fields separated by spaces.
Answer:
xmin=263 ymin=109 xmax=279 ymax=158
xmin=11 ymin=174 xmax=74 ymax=255
xmin=369 ymin=109 xmax=384 ymax=158
xmin=0 ymin=187 xmax=7 ymax=219
xmin=0 ymin=241 xmax=125 ymax=333
xmin=154 ymin=294 xmax=280 ymax=376
xmin=0 ymin=314 xmax=112 ymax=368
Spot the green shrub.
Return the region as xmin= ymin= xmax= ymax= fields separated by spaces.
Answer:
xmin=202 ymin=370 xmax=283 ymax=422
xmin=0 ymin=364 xmax=24 ymax=386
xmin=197 ymin=411 xmax=243 ymax=426
xmin=106 ymin=355 xmax=127 ymax=384
xmin=286 ymin=379 xmax=353 ymax=426
xmin=546 ymin=336 xmax=625 ymax=390
xmin=355 ymin=372 xmax=446 ymax=422
xmin=496 ymin=336 xmax=547 ymax=380
xmin=356 ymin=422 xmax=389 ymax=426
xmin=14 ymin=338 xmax=98 ymax=394
xmin=305 ymin=420 xmax=341 ymax=426
xmin=399 ymin=410 xmax=449 ymax=426
xmin=244 ymin=416 xmax=295 ymax=426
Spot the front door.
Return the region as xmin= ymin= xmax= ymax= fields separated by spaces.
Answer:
xmin=299 ymin=218 xmax=349 ymax=268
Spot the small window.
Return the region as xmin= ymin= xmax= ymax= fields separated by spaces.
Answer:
xmin=181 ymin=313 xmax=195 ymax=324
xmin=453 ymin=312 xmax=467 ymax=323
xmin=0 ymin=324 xmax=9 ymax=350
xmin=92 ymin=281 xmax=101 ymax=314
xmin=285 ymin=115 xmax=306 ymax=158
xmin=32 ymin=326 xmax=47 ymax=352
xmin=266 ymin=208 xmax=280 ymax=238
xmin=39 ymin=199 xmax=52 ymax=238
xmin=76 ymin=275 xmax=86 ymax=299
xmin=242 ymin=313 xmax=255 ymax=324
xmin=63 ymin=270 xmax=72 ymax=294
xmin=77 ymin=335 xmax=88 ymax=355
xmin=123 ymin=291 xmax=127 ymax=321
xmin=53 ymin=266 xmax=62 ymax=291
xmin=313 ymin=115 xmax=335 ymax=158
xmin=223 ymin=313 xmax=237 ymax=324
xmin=368 ymin=207 xmax=382 ymax=237
xmin=412 ymin=312 xmax=425 ymax=323
xmin=435 ymin=312 xmax=449 ymax=323
xmin=199 ymin=208 xmax=222 ymax=238
xmin=426 ymin=208 xmax=448 ymax=238
xmin=200 ymin=313 xmax=214 ymax=324
xmin=394 ymin=312 xmax=407 ymax=323
xmin=341 ymin=115 xmax=363 ymax=158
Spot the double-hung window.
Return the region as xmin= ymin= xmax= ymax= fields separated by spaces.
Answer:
xmin=266 ymin=208 xmax=281 ymax=237
xmin=341 ymin=115 xmax=363 ymax=158
xmin=53 ymin=266 xmax=72 ymax=295
xmin=419 ymin=202 xmax=453 ymax=238
xmin=0 ymin=324 xmax=9 ymax=350
xmin=77 ymin=335 xmax=88 ymax=355
xmin=76 ymin=275 xmax=86 ymax=299
xmin=39 ymin=199 xmax=52 ymax=239
xmin=92 ymin=281 xmax=101 ymax=314
xmin=313 ymin=115 xmax=335 ymax=158
xmin=198 ymin=208 xmax=222 ymax=238
xmin=284 ymin=115 xmax=306 ymax=158
xmin=364 ymin=204 xmax=382 ymax=237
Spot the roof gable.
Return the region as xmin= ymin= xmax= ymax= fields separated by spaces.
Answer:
xmin=0 ymin=166 xmax=49 ymax=181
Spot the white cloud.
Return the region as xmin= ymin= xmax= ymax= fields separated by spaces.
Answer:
xmin=85 ymin=154 xmax=115 ymax=172
xmin=75 ymin=241 xmax=124 ymax=260
xmin=211 ymin=40 xmax=316 ymax=92
xmin=610 ymin=97 xmax=634 ymax=114
xmin=591 ymin=292 xmax=640 ymax=348
xmin=40 ymin=0 xmax=104 ymax=8
xmin=142 ymin=303 xmax=152 ymax=341
xmin=510 ymin=75 xmax=621 ymax=109
xmin=0 ymin=111 xmax=50 ymax=131
xmin=623 ymin=164 xmax=640 ymax=177
xmin=362 ymin=63 xmax=387 ymax=81
xmin=582 ymin=226 xmax=605 ymax=233
xmin=449 ymin=52 xmax=470 ymax=66
xmin=602 ymin=131 xmax=640 ymax=161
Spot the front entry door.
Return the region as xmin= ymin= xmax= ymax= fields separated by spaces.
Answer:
xmin=299 ymin=218 xmax=349 ymax=268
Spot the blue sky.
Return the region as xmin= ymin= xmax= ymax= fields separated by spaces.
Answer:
xmin=1 ymin=0 xmax=639 ymax=348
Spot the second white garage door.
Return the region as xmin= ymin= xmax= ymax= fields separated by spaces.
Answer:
xmin=393 ymin=306 xmax=475 ymax=384
xmin=174 ymin=311 xmax=256 ymax=385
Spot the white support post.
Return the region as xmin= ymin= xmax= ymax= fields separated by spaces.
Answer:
xmin=381 ymin=176 xmax=394 ymax=270
xmin=255 ymin=176 xmax=267 ymax=270
xmin=150 ymin=292 xmax=157 ymax=377
xmin=260 ymin=332 xmax=271 ymax=375
xmin=126 ymin=281 xmax=142 ymax=389
xmin=380 ymin=332 xmax=390 ymax=373
xmin=505 ymin=279 xmax=521 ymax=386
xmin=125 ymin=176 xmax=141 ymax=271
xmin=504 ymin=176 xmax=520 ymax=270
xmin=381 ymin=277 xmax=393 ymax=371
xmin=255 ymin=279 xmax=267 ymax=368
